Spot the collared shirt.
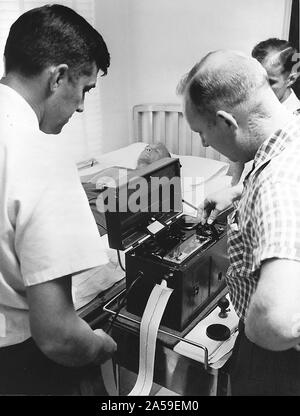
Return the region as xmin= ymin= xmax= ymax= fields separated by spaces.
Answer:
xmin=226 ymin=115 xmax=300 ymax=320
xmin=238 ymin=93 xmax=300 ymax=184
xmin=0 ymin=84 xmax=108 ymax=347
xmin=282 ymin=89 xmax=300 ymax=113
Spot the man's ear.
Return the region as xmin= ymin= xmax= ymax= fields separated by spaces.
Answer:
xmin=216 ymin=110 xmax=238 ymax=131
xmin=48 ymin=64 xmax=69 ymax=92
xmin=287 ymin=72 xmax=299 ymax=87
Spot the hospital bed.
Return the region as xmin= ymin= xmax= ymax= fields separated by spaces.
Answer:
xmin=74 ymin=104 xmax=232 ymax=312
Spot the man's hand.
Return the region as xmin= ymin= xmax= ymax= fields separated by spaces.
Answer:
xmin=27 ymin=275 xmax=118 ymax=367
xmin=197 ymin=184 xmax=243 ymax=224
xmin=93 ymin=329 xmax=117 ymax=364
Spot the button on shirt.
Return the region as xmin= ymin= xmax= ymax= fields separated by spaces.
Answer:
xmin=226 ymin=115 xmax=300 ymax=320
xmin=0 ymin=84 xmax=108 ymax=347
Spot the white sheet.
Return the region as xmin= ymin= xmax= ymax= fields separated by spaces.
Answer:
xmin=74 ymin=143 xmax=231 ymax=309
xmin=73 ymin=235 xmax=125 ymax=310
xmin=79 ymin=142 xmax=230 ymax=182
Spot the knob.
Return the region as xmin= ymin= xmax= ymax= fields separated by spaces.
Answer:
xmin=206 ymin=324 xmax=231 ymax=341
xmin=218 ymin=297 xmax=230 ymax=318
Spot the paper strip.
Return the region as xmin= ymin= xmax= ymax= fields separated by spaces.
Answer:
xmin=0 ymin=313 xmax=6 ymax=337
xmin=128 ymin=280 xmax=173 ymax=396
xmin=101 ymin=358 xmax=119 ymax=396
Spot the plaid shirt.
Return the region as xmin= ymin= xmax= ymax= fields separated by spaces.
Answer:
xmin=226 ymin=114 xmax=300 ymax=320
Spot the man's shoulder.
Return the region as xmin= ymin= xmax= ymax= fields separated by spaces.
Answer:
xmin=265 ymin=116 xmax=300 ymax=177
xmin=0 ymin=83 xmax=40 ymax=138
xmin=259 ymin=140 xmax=300 ymax=187
xmin=1 ymin=129 xmax=77 ymax=191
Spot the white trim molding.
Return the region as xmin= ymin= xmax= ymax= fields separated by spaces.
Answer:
xmin=282 ymin=0 xmax=293 ymax=39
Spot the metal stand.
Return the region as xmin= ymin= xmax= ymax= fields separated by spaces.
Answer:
xmin=105 ymin=289 xmax=213 ymax=371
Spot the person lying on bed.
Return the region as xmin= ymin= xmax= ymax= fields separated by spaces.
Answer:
xmin=82 ymin=142 xmax=171 ymax=236
xmin=136 ymin=142 xmax=171 ymax=168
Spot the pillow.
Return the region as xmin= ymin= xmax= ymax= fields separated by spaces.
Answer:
xmin=182 ymin=175 xmax=232 ymax=217
xmin=79 ymin=143 xmax=230 ymax=185
xmin=172 ymin=154 xmax=230 ymax=185
xmin=96 ymin=142 xmax=147 ymax=170
xmin=170 ymin=154 xmax=231 ymax=218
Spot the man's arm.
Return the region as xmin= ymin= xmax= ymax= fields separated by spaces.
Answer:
xmin=26 ymin=275 xmax=116 ymax=367
xmin=245 ymin=258 xmax=300 ymax=351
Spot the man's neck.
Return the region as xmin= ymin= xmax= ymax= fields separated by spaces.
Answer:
xmin=0 ymin=73 xmax=43 ymax=124
xmin=242 ymin=93 xmax=294 ymax=161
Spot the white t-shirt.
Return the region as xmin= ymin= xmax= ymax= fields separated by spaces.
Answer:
xmin=0 ymin=84 xmax=108 ymax=347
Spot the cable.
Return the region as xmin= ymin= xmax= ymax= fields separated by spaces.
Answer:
xmin=107 ymin=271 xmax=144 ymax=334
xmin=117 ymin=249 xmax=126 ymax=272
xmin=182 ymin=198 xmax=198 ymax=212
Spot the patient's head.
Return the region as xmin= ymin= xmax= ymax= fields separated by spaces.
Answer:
xmin=136 ymin=143 xmax=171 ymax=169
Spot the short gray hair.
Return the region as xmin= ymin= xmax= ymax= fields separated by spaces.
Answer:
xmin=177 ymin=50 xmax=269 ymax=117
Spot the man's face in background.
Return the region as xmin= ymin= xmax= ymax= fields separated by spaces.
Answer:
xmin=262 ymin=53 xmax=292 ymax=103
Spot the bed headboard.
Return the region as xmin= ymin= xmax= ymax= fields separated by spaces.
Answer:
xmin=132 ymin=104 xmax=229 ymax=163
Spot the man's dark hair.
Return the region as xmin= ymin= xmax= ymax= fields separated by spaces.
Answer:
xmin=4 ymin=4 xmax=110 ymax=77
xmin=252 ymin=38 xmax=296 ymax=74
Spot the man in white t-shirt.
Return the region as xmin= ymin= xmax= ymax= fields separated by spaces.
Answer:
xmin=0 ymin=4 xmax=116 ymax=395
xmin=231 ymin=38 xmax=300 ymax=186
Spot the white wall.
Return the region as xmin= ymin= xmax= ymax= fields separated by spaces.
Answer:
xmin=95 ymin=0 xmax=131 ymax=153
xmin=95 ymin=0 xmax=288 ymax=153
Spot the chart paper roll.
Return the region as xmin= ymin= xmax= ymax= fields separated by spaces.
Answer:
xmin=128 ymin=280 xmax=173 ymax=396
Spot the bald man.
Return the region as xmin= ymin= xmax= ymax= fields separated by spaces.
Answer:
xmin=178 ymin=50 xmax=300 ymax=395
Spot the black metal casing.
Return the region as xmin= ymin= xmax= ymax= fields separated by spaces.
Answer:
xmin=104 ymin=157 xmax=183 ymax=251
xmin=125 ymin=217 xmax=229 ymax=331
xmin=104 ymin=158 xmax=230 ymax=332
